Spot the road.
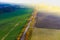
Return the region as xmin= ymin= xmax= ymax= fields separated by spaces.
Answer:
xmin=21 ymin=19 xmax=32 ymax=40
xmin=20 ymin=10 xmax=37 ymax=40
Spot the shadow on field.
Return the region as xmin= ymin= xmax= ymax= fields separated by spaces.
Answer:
xmin=35 ymin=12 xmax=60 ymax=29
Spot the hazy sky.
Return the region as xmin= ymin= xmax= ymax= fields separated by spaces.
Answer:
xmin=1 ymin=0 xmax=60 ymax=15
xmin=0 ymin=0 xmax=60 ymax=6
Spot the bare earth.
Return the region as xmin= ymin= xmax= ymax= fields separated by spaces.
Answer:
xmin=31 ymin=12 xmax=60 ymax=40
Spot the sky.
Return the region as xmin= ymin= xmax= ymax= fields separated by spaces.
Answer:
xmin=0 ymin=0 xmax=60 ymax=6
xmin=1 ymin=0 xmax=60 ymax=13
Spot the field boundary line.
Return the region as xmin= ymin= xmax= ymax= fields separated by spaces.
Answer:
xmin=1 ymin=23 xmax=19 ymax=40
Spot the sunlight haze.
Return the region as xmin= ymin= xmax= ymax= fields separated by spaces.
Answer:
xmin=1 ymin=0 xmax=60 ymax=14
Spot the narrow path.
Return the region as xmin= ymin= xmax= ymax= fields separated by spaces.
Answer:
xmin=1 ymin=23 xmax=19 ymax=40
xmin=20 ymin=13 xmax=33 ymax=40
xmin=21 ymin=19 xmax=32 ymax=40
xmin=20 ymin=10 xmax=38 ymax=40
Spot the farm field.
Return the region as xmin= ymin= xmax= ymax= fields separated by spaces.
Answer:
xmin=0 ymin=7 xmax=33 ymax=40
xmin=31 ymin=12 xmax=60 ymax=40
xmin=31 ymin=28 xmax=60 ymax=40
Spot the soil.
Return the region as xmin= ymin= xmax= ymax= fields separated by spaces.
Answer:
xmin=35 ymin=12 xmax=60 ymax=29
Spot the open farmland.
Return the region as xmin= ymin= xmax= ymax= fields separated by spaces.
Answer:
xmin=0 ymin=5 xmax=34 ymax=40
xmin=31 ymin=12 xmax=60 ymax=40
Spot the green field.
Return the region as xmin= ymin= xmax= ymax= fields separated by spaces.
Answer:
xmin=0 ymin=8 xmax=33 ymax=40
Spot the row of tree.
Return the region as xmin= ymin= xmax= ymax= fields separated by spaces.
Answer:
xmin=0 ymin=3 xmax=20 ymax=14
